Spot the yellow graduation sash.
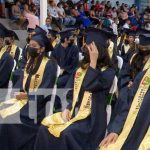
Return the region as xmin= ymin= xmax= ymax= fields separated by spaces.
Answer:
xmin=108 ymin=41 xmax=114 ymax=59
xmin=5 ymin=44 xmax=17 ymax=58
xmin=0 ymin=57 xmax=49 ymax=118
xmin=0 ymin=47 xmax=6 ymax=59
xmin=143 ymin=57 xmax=150 ymax=71
xmin=100 ymin=68 xmax=150 ymax=150
xmin=42 ymin=67 xmax=92 ymax=137
xmin=117 ymin=36 xmax=121 ymax=46
xmin=139 ymin=126 xmax=150 ymax=150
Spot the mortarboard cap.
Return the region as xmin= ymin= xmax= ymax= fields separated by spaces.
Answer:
xmin=124 ymin=28 xmax=137 ymax=36
xmin=6 ymin=30 xmax=19 ymax=40
xmin=31 ymin=34 xmax=53 ymax=52
xmin=139 ymin=34 xmax=150 ymax=46
xmin=85 ymin=27 xmax=116 ymax=48
xmin=59 ymin=30 xmax=74 ymax=39
xmin=33 ymin=25 xmax=47 ymax=36
xmin=48 ymin=29 xmax=58 ymax=38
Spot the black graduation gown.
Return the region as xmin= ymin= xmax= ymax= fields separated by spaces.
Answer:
xmin=12 ymin=45 xmax=28 ymax=87
xmin=51 ymin=44 xmax=79 ymax=88
xmin=34 ymin=66 xmax=116 ymax=150
xmin=0 ymin=59 xmax=57 ymax=150
xmin=108 ymin=70 xmax=150 ymax=149
xmin=0 ymin=51 xmax=14 ymax=99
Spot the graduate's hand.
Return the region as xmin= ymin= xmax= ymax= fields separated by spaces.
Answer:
xmin=15 ymin=92 xmax=27 ymax=100
xmin=127 ymin=81 xmax=133 ymax=88
xmin=99 ymin=133 xmax=118 ymax=148
xmin=87 ymin=42 xmax=99 ymax=69
xmin=61 ymin=109 xmax=71 ymax=122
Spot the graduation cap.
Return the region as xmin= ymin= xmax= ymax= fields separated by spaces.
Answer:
xmin=85 ymin=27 xmax=115 ymax=48
xmin=0 ymin=23 xmax=8 ymax=38
xmin=59 ymin=30 xmax=74 ymax=39
xmin=33 ymin=25 xmax=47 ymax=36
xmin=124 ymin=29 xmax=137 ymax=36
xmin=31 ymin=34 xmax=53 ymax=52
xmin=136 ymin=28 xmax=150 ymax=35
xmin=48 ymin=29 xmax=58 ymax=38
xmin=139 ymin=34 xmax=150 ymax=46
xmin=5 ymin=30 xmax=19 ymax=40
xmin=0 ymin=29 xmax=6 ymax=38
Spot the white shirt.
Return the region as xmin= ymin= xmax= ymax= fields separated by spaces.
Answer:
xmin=48 ymin=5 xmax=59 ymax=18
xmin=41 ymin=24 xmax=52 ymax=33
xmin=123 ymin=23 xmax=130 ymax=29
xmin=112 ymin=22 xmax=118 ymax=35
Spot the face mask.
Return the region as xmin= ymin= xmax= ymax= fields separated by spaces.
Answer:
xmin=5 ymin=40 xmax=11 ymax=45
xmin=124 ymin=39 xmax=129 ymax=45
xmin=28 ymin=47 xmax=39 ymax=58
xmin=135 ymin=38 xmax=139 ymax=44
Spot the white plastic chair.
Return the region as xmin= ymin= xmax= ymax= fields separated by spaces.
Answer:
xmin=117 ymin=55 xmax=123 ymax=71
xmin=107 ymin=76 xmax=118 ymax=125
xmin=79 ymin=52 xmax=84 ymax=61
xmin=19 ymin=47 xmax=23 ymax=61
xmin=49 ymin=65 xmax=61 ymax=115
xmin=12 ymin=60 xmax=17 ymax=72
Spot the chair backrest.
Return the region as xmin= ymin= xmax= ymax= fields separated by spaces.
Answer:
xmin=19 ymin=47 xmax=23 ymax=61
xmin=79 ymin=52 xmax=84 ymax=61
xmin=49 ymin=65 xmax=61 ymax=115
xmin=12 ymin=60 xmax=17 ymax=72
xmin=109 ymin=76 xmax=118 ymax=94
xmin=117 ymin=55 xmax=123 ymax=70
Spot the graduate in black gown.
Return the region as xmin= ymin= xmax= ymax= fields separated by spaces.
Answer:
xmin=0 ymin=27 xmax=14 ymax=90
xmin=0 ymin=34 xmax=57 ymax=150
xmin=120 ymin=30 xmax=137 ymax=69
xmin=34 ymin=28 xmax=116 ymax=150
xmin=51 ymin=30 xmax=79 ymax=111
xmin=4 ymin=29 xmax=20 ymax=64
xmin=12 ymin=26 xmax=48 ymax=87
xmin=100 ymin=34 xmax=150 ymax=150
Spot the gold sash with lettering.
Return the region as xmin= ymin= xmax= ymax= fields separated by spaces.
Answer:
xmin=108 ymin=41 xmax=114 ymax=59
xmin=100 ymin=68 xmax=150 ymax=150
xmin=5 ymin=44 xmax=17 ymax=58
xmin=0 ymin=57 xmax=49 ymax=118
xmin=42 ymin=67 xmax=92 ymax=137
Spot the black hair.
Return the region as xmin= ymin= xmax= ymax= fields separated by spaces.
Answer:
xmin=80 ymin=44 xmax=113 ymax=69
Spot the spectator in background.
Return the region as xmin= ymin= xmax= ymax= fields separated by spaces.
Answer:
xmin=11 ymin=0 xmax=22 ymax=20
xmin=123 ymin=19 xmax=130 ymax=29
xmin=112 ymin=7 xmax=117 ymax=18
xmin=57 ymin=2 xmax=76 ymax=26
xmin=48 ymin=0 xmax=62 ymax=30
xmin=41 ymin=17 xmax=53 ymax=33
xmin=25 ymin=5 xmax=39 ymax=32
xmin=0 ymin=0 xmax=5 ymax=18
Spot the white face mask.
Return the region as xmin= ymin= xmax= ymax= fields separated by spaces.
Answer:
xmin=135 ymin=37 xmax=140 ymax=44
xmin=145 ymin=24 xmax=150 ymax=31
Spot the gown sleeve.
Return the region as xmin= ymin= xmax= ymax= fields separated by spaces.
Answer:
xmin=107 ymin=70 xmax=146 ymax=134
xmin=0 ymin=53 xmax=14 ymax=87
xmin=82 ymin=66 xmax=116 ymax=92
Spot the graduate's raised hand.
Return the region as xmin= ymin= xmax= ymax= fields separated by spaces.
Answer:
xmin=62 ymin=109 xmax=71 ymax=122
xmin=99 ymin=133 xmax=118 ymax=148
xmin=86 ymin=42 xmax=99 ymax=69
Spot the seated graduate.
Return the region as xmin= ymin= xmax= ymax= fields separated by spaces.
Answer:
xmin=34 ymin=28 xmax=116 ymax=150
xmin=3 ymin=29 xmax=20 ymax=65
xmin=0 ymin=34 xmax=57 ymax=150
xmin=113 ymin=32 xmax=150 ymax=120
xmin=99 ymin=34 xmax=150 ymax=150
xmin=51 ymin=29 xmax=79 ymax=111
xmin=0 ymin=25 xmax=14 ymax=90
xmin=12 ymin=26 xmax=48 ymax=87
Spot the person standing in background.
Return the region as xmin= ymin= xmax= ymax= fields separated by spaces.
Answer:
xmin=0 ymin=0 xmax=5 ymax=18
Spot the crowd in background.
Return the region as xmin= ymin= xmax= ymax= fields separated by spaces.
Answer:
xmin=0 ymin=0 xmax=150 ymax=32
